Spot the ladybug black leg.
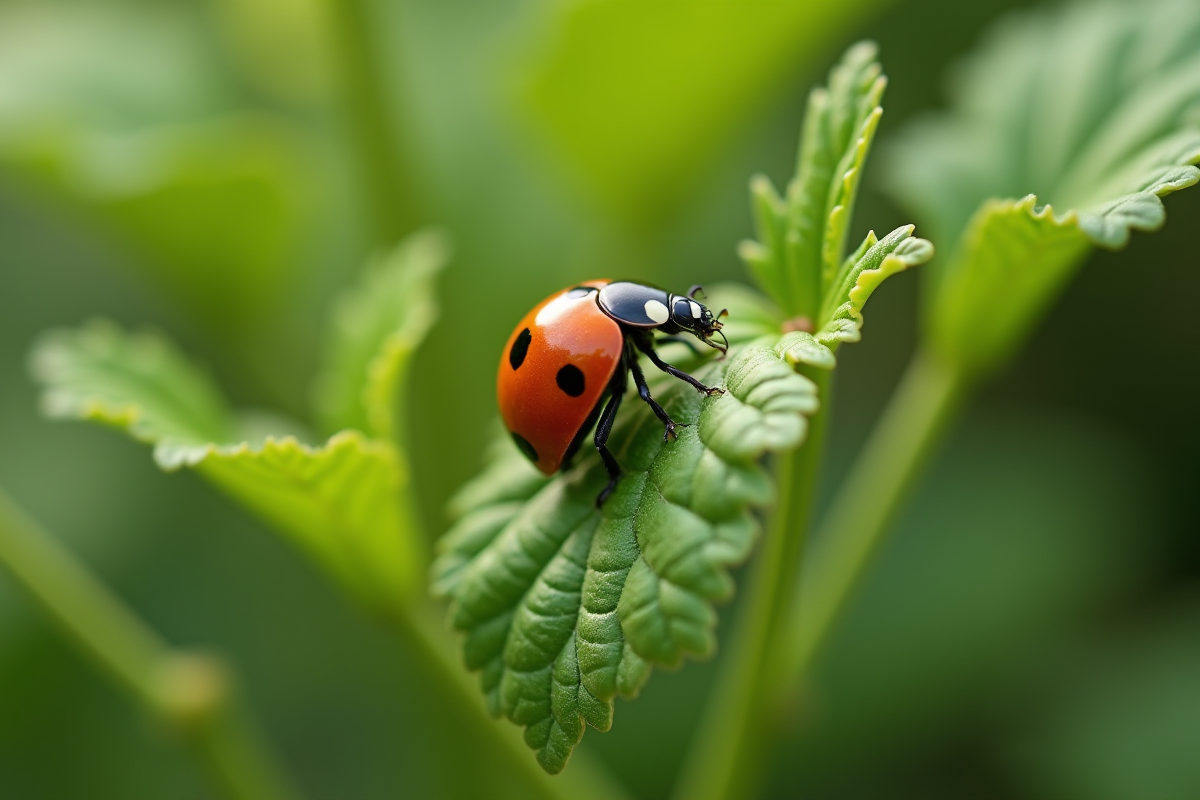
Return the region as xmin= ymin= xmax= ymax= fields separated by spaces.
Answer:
xmin=635 ymin=335 xmax=724 ymax=397
xmin=594 ymin=370 xmax=627 ymax=507
xmin=629 ymin=357 xmax=686 ymax=442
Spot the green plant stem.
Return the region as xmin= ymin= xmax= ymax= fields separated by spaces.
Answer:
xmin=392 ymin=601 xmax=632 ymax=800
xmin=671 ymin=368 xmax=831 ymax=800
xmin=328 ymin=0 xmax=423 ymax=243
xmin=774 ymin=348 xmax=964 ymax=695
xmin=0 ymin=487 xmax=303 ymax=800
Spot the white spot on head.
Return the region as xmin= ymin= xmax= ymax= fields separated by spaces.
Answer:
xmin=644 ymin=299 xmax=669 ymax=324
xmin=689 ymin=301 xmax=702 ymax=319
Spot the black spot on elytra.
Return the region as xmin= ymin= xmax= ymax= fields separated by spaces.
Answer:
xmin=511 ymin=432 xmax=539 ymax=463
xmin=556 ymin=364 xmax=586 ymax=397
xmin=509 ymin=327 xmax=532 ymax=370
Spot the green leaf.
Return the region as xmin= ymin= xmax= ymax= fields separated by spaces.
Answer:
xmin=928 ymin=198 xmax=1092 ymax=373
xmin=313 ymin=229 xmax=450 ymax=441
xmin=740 ymin=41 xmax=888 ymax=319
xmin=196 ymin=432 xmax=422 ymax=605
xmin=29 ymin=322 xmax=424 ymax=604
xmin=816 ymin=225 xmax=934 ymax=350
xmin=432 ymin=330 xmax=819 ymax=773
xmin=884 ymin=0 xmax=1200 ymax=375
xmin=520 ymin=2 xmax=889 ymax=227
xmin=774 ymin=332 xmax=836 ymax=372
xmin=30 ymin=319 xmax=236 ymax=470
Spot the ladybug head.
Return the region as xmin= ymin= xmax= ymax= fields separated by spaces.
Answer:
xmin=670 ymin=286 xmax=728 ymax=355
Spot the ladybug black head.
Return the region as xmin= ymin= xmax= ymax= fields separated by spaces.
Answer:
xmin=669 ymin=286 xmax=728 ymax=355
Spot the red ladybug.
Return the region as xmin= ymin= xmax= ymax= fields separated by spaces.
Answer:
xmin=497 ymin=280 xmax=728 ymax=505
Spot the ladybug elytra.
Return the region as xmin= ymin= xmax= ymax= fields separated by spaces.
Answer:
xmin=497 ymin=280 xmax=728 ymax=505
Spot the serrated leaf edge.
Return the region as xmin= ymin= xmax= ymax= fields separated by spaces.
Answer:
xmin=816 ymin=226 xmax=934 ymax=348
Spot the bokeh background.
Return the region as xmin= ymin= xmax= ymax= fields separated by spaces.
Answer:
xmin=2 ymin=0 xmax=1198 ymax=798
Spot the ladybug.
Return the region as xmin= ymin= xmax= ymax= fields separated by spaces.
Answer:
xmin=497 ymin=280 xmax=728 ymax=505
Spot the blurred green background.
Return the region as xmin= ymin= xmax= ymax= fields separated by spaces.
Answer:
xmin=2 ymin=0 xmax=1198 ymax=798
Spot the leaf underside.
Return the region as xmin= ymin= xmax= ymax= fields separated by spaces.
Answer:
xmin=28 ymin=229 xmax=447 ymax=605
xmin=432 ymin=296 xmax=820 ymax=773
xmin=884 ymin=0 xmax=1200 ymax=373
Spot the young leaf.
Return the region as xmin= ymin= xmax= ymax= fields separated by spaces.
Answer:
xmin=740 ymin=41 xmax=887 ymax=319
xmin=817 ymin=225 xmax=934 ymax=350
xmin=312 ymin=229 xmax=450 ymax=441
xmin=432 ymin=315 xmax=819 ymax=773
xmin=30 ymin=322 xmax=425 ymax=605
xmin=884 ymin=0 xmax=1200 ymax=375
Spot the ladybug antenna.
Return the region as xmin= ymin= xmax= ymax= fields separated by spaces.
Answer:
xmin=688 ymin=285 xmax=706 ymax=301
xmin=717 ymin=307 xmax=728 ymax=320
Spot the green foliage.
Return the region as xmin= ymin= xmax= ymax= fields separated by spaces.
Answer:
xmin=521 ymin=1 xmax=888 ymax=225
xmin=313 ymin=229 xmax=450 ymax=441
xmin=31 ymin=320 xmax=235 ymax=470
xmin=198 ymin=433 xmax=422 ymax=605
xmin=740 ymin=42 xmax=887 ymax=319
xmin=29 ymin=232 xmax=447 ymax=606
xmin=432 ymin=305 xmax=816 ymax=773
xmin=6 ymin=0 xmax=1200 ymax=796
xmin=885 ymin=0 xmax=1200 ymax=375
xmin=434 ymin=42 xmax=929 ymax=774
xmin=739 ymin=42 xmax=932 ymax=371
xmin=927 ymin=199 xmax=1092 ymax=379
xmin=816 ymin=225 xmax=934 ymax=350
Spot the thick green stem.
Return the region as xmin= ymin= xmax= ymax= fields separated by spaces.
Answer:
xmin=671 ymin=368 xmax=832 ymax=800
xmin=328 ymin=0 xmax=424 ymax=243
xmin=0 ymin=488 xmax=303 ymax=800
xmin=774 ymin=348 xmax=964 ymax=693
xmin=391 ymin=601 xmax=632 ymax=800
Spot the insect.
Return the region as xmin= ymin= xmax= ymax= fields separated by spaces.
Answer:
xmin=497 ymin=280 xmax=728 ymax=506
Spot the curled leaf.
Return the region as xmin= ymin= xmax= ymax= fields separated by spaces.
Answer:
xmin=817 ymin=225 xmax=934 ymax=349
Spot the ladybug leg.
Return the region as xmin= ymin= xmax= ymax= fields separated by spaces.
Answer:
xmin=635 ymin=336 xmax=724 ymax=397
xmin=594 ymin=371 xmax=627 ymax=507
xmin=629 ymin=357 xmax=686 ymax=442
